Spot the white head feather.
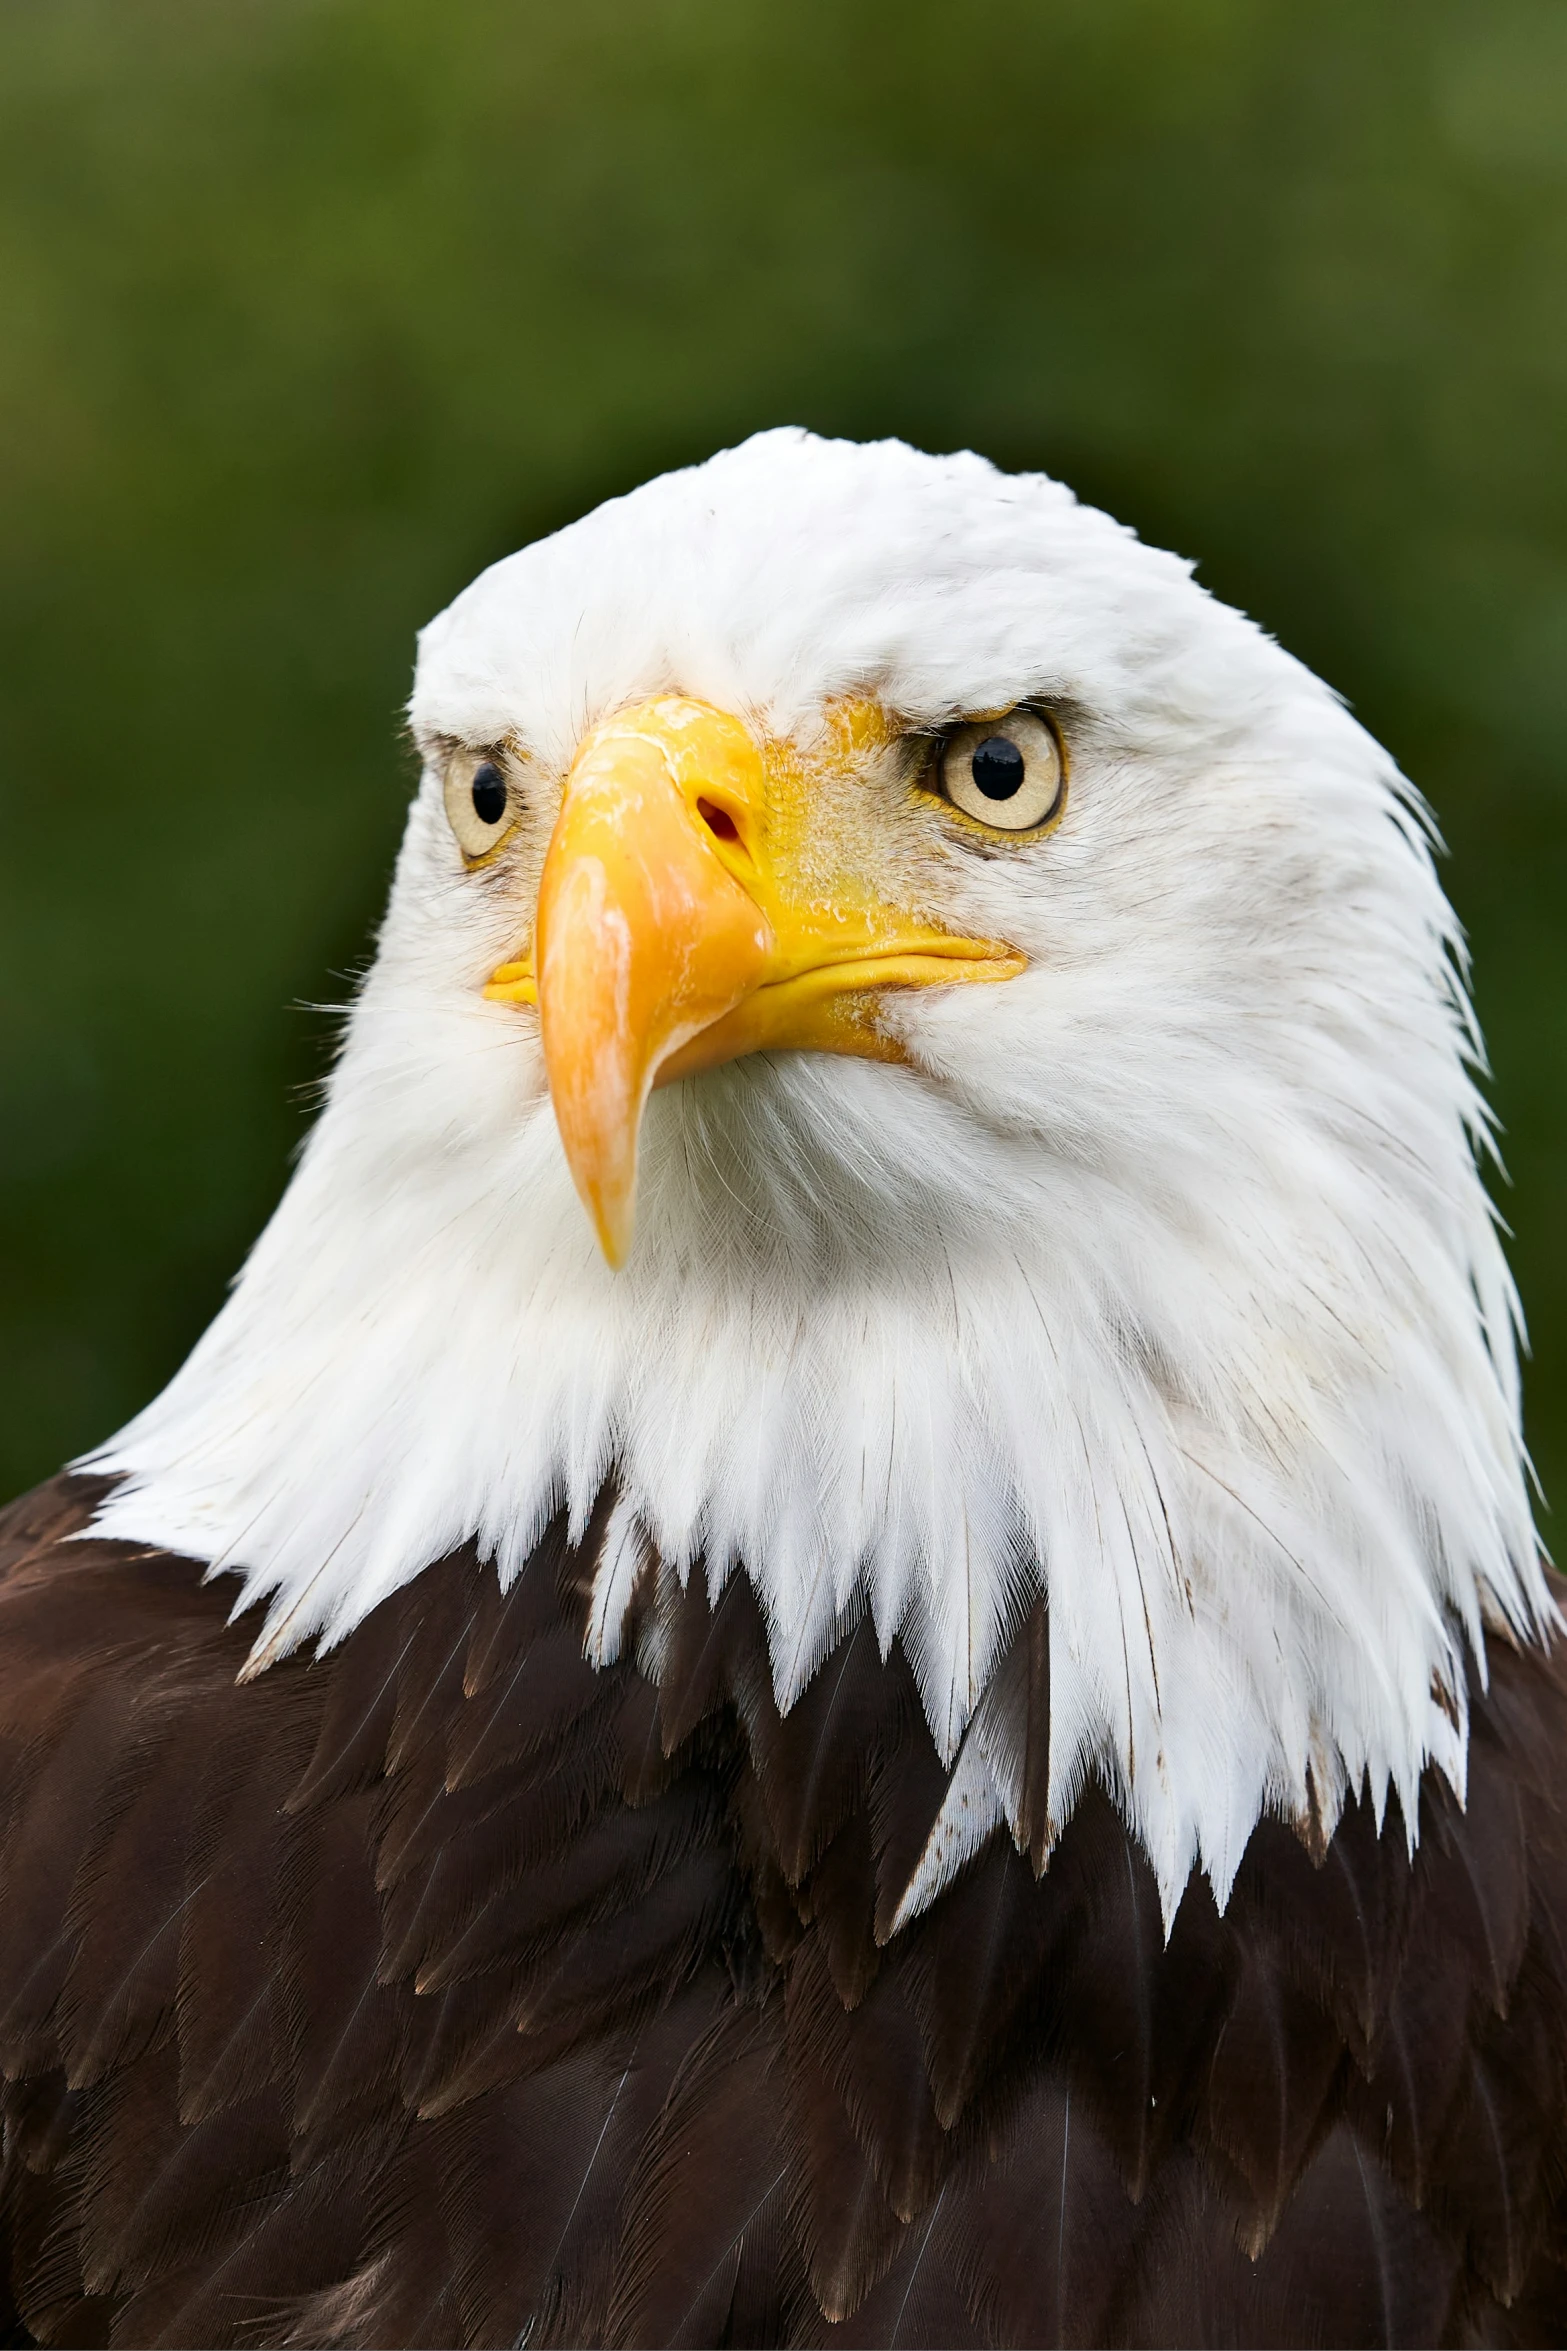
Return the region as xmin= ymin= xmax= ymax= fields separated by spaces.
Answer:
xmin=86 ymin=428 xmax=1546 ymax=1922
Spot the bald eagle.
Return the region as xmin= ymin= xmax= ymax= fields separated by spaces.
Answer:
xmin=0 ymin=431 xmax=1560 ymax=2348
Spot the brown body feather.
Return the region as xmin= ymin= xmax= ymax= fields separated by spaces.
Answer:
xmin=0 ymin=1474 xmax=1564 ymax=2347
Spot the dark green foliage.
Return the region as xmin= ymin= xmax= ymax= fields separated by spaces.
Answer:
xmin=0 ymin=0 xmax=1562 ymax=1506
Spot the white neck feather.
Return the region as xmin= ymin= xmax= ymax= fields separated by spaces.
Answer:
xmin=86 ymin=949 xmax=1546 ymax=1924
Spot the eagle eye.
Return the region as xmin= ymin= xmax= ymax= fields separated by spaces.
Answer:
xmin=442 ymin=747 xmax=517 ymax=859
xmin=937 ymin=710 xmax=1064 ymax=834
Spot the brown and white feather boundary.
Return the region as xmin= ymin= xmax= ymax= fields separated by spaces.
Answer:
xmin=1 ymin=1473 xmax=1566 ymax=2348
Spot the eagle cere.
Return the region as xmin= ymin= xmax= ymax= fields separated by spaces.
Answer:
xmin=0 ymin=429 xmax=1560 ymax=2346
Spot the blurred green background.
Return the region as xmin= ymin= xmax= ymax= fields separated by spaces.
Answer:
xmin=1 ymin=0 xmax=1564 ymax=1512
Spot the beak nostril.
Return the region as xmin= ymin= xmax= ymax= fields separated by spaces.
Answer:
xmin=696 ymin=797 xmax=742 ymax=847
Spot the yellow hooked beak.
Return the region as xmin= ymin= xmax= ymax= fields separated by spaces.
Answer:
xmin=485 ymin=695 xmax=1024 ymax=1266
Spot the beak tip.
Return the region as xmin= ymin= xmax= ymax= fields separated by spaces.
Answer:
xmin=589 ymin=1192 xmax=636 ymax=1271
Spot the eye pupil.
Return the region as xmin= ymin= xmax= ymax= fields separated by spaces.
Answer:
xmin=970 ymin=736 xmax=1025 ymax=800
xmin=470 ymin=761 xmax=507 ymax=826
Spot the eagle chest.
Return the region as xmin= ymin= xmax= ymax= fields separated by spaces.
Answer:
xmin=0 ymin=1473 xmax=1563 ymax=2349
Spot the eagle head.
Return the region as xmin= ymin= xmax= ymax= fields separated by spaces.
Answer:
xmin=89 ymin=429 xmax=1544 ymax=1919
